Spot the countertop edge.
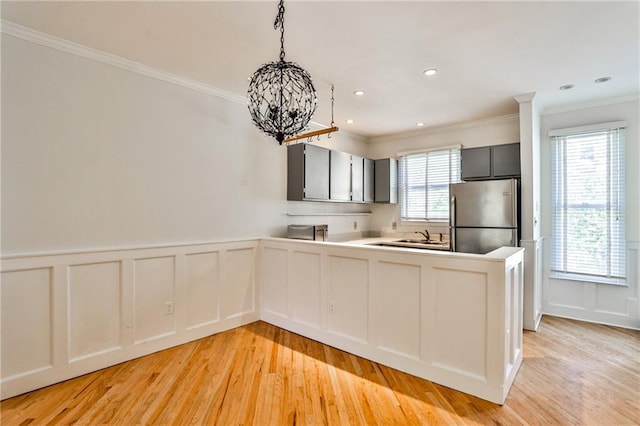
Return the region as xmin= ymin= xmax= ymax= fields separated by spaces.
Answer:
xmin=262 ymin=237 xmax=524 ymax=261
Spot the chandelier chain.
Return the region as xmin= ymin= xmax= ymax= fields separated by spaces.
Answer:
xmin=331 ymin=84 xmax=335 ymax=127
xmin=274 ymin=0 xmax=286 ymax=61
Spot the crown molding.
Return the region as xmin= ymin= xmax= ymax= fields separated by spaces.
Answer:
xmin=540 ymin=93 xmax=640 ymax=116
xmin=1 ymin=20 xmax=334 ymax=130
xmin=368 ymin=113 xmax=520 ymax=144
xmin=513 ymin=92 xmax=537 ymax=104
xmin=1 ymin=20 xmax=248 ymax=105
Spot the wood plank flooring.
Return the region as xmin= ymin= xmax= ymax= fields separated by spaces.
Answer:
xmin=2 ymin=316 xmax=639 ymax=425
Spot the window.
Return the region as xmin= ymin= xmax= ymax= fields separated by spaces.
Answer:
xmin=399 ymin=147 xmax=461 ymax=222
xmin=550 ymin=122 xmax=626 ymax=285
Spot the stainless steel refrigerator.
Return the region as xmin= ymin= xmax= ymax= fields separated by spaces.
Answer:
xmin=449 ymin=179 xmax=519 ymax=254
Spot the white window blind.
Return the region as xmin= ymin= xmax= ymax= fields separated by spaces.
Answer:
xmin=399 ymin=148 xmax=461 ymax=221
xmin=550 ymin=124 xmax=626 ymax=285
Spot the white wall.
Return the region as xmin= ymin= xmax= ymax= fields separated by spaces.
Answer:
xmin=540 ymin=99 xmax=640 ymax=329
xmin=366 ymin=115 xmax=521 ymax=235
xmin=1 ymin=33 xmax=369 ymax=256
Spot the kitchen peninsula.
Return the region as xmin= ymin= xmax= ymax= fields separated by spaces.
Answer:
xmin=260 ymin=238 xmax=524 ymax=405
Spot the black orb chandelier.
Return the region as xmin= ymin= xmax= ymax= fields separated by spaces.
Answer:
xmin=247 ymin=0 xmax=317 ymax=144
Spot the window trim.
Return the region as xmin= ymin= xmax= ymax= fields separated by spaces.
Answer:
xmin=548 ymin=121 xmax=626 ymax=138
xmin=397 ymin=144 xmax=462 ymax=157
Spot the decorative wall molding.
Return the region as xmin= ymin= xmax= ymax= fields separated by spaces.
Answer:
xmin=541 ymin=94 xmax=640 ymax=116
xmin=260 ymin=238 xmax=524 ymax=405
xmin=1 ymin=240 xmax=259 ymax=399
xmin=513 ymin=92 xmax=537 ymax=104
xmin=0 ymin=19 xmax=331 ymax=132
xmin=1 ymin=20 xmax=247 ymax=105
xmin=1 ymin=237 xmax=524 ymax=404
xmin=368 ymin=113 xmax=520 ymax=143
xmin=521 ymin=238 xmax=544 ymax=331
xmin=542 ymin=239 xmax=640 ymax=330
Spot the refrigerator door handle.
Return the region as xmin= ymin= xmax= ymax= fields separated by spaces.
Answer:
xmin=450 ymin=195 xmax=456 ymax=252
xmin=511 ymin=179 xmax=518 ymax=228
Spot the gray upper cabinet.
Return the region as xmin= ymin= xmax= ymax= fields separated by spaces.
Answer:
xmin=374 ymin=158 xmax=398 ymax=204
xmin=351 ymin=155 xmax=365 ymax=203
xmin=287 ymin=144 xmax=330 ymax=201
xmin=363 ymin=158 xmax=374 ymax=203
xmin=461 ymin=143 xmax=520 ymax=181
xmin=287 ymin=145 xmax=378 ymax=203
xmin=492 ymin=143 xmax=521 ymax=177
xmin=461 ymin=147 xmax=491 ymax=180
xmin=330 ymin=150 xmax=352 ymax=201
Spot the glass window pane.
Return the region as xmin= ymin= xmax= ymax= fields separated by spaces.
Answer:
xmin=551 ymin=127 xmax=626 ymax=282
xmin=399 ymin=148 xmax=461 ymax=221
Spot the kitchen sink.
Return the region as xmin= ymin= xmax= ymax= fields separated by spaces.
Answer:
xmin=395 ymin=239 xmax=449 ymax=245
xmin=368 ymin=240 xmax=450 ymax=251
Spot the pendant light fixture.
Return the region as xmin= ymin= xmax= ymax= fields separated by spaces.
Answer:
xmin=247 ymin=0 xmax=317 ymax=144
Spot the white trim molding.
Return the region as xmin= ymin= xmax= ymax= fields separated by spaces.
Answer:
xmin=542 ymin=239 xmax=640 ymax=331
xmin=0 ymin=19 xmax=334 ymax=133
xmin=521 ymin=238 xmax=544 ymax=331
xmin=542 ymin=94 xmax=640 ymax=116
xmin=1 ymin=20 xmax=248 ymax=105
xmin=548 ymin=121 xmax=627 ymax=137
xmin=368 ymin=114 xmax=520 ymax=143
xmin=1 ymin=240 xmax=260 ymax=399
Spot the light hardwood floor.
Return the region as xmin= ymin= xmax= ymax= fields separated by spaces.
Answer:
xmin=1 ymin=316 xmax=639 ymax=425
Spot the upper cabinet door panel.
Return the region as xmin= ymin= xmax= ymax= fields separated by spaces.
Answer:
xmin=461 ymin=147 xmax=491 ymax=180
xmin=351 ymin=155 xmax=364 ymax=202
xmin=374 ymin=158 xmax=398 ymax=204
xmin=364 ymin=158 xmax=374 ymax=203
xmin=491 ymin=143 xmax=521 ymax=177
xmin=330 ymin=150 xmax=351 ymax=201
xmin=304 ymin=144 xmax=330 ymax=200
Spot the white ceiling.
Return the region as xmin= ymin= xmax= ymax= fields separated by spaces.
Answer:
xmin=2 ymin=1 xmax=639 ymax=139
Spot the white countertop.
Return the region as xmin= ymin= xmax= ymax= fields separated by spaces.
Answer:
xmin=267 ymin=236 xmax=524 ymax=261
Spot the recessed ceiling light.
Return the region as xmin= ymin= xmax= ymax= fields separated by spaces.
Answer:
xmin=559 ymin=84 xmax=574 ymax=91
xmin=346 ymin=119 xmax=354 ymax=124
xmin=595 ymin=76 xmax=612 ymax=83
xmin=423 ymin=69 xmax=437 ymax=76
xmin=354 ymin=90 xmax=365 ymax=96
xmin=417 ymin=122 xmax=425 ymax=127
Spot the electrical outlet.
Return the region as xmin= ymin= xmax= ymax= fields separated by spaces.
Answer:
xmin=165 ymin=301 xmax=174 ymax=314
xmin=392 ymin=221 xmax=397 ymax=230
xmin=329 ymin=301 xmax=336 ymax=314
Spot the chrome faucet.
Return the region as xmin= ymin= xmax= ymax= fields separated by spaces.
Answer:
xmin=415 ymin=229 xmax=430 ymax=241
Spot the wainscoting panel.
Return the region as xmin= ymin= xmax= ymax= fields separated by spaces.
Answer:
xmin=431 ymin=268 xmax=488 ymax=379
xmin=259 ymin=239 xmax=524 ymax=404
xmin=1 ymin=267 xmax=53 ymax=379
xmin=376 ymin=261 xmax=421 ymax=359
xmin=133 ymin=256 xmax=176 ymax=344
xmin=222 ymin=247 xmax=256 ymax=320
xmin=291 ymin=251 xmax=322 ymax=328
xmin=69 ymin=261 xmax=123 ymax=361
xmin=261 ymin=247 xmax=288 ymax=318
xmin=521 ymin=238 xmax=543 ymax=331
xmin=543 ymin=240 xmax=639 ymax=330
xmin=185 ymin=251 xmax=221 ymax=329
xmin=327 ymin=255 xmax=369 ymax=343
xmin=0 ymin=240 xmax=259 ymax=399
